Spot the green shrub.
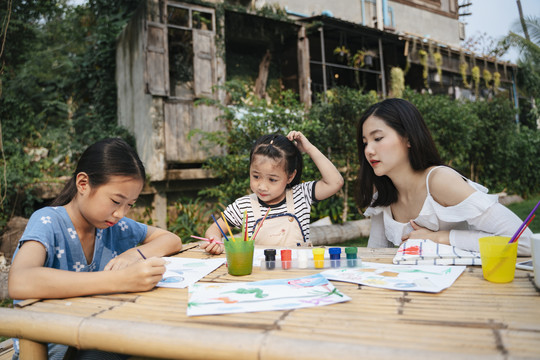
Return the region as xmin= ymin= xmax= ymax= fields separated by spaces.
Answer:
xmin=197 ymin=84 xmax=539 ymax=225
xmin=404 ymin=89 xmax=477 ymax=176
xmin=168 ymin=198 xmax=221 ymax=241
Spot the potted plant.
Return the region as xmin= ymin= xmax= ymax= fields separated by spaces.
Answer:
xmin=333 ymin=46 xmax=350 ymax=64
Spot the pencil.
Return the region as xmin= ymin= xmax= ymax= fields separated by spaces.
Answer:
xmin=221 ymin=212 xmax=236 ymax=242
xmin=251 ymin=207 xmax=271 ymax=241
xmin=509 ymin=200 xmax=540 ymax=243
xmin=244 ymin=210 xmax=248 ymax=241
xmin=211 ymin=214 xmax=229 ymax=241
xmin=190 ymin=235 xmax=224 ymax=245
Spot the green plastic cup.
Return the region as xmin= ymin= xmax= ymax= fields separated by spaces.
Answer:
xmin=224 ymin=240 xmax=255 ymax=276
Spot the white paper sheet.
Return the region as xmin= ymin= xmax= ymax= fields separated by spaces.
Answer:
xmin=157 ymin=257 xmax=225 ymax=289
xmin=322 ymin=261 xmax=465 ymax=293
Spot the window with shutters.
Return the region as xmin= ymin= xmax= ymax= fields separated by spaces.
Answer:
xmin=166 ymin=3 xmax=216 ymax=99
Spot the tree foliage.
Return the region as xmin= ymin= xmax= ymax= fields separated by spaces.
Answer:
xmin=0 ymin=1 xmax=539 ymax=234
xmin=505 ymin=16 xmax=540 ymax=111
xmin=0 ymin=0 xmax=140 ymax=228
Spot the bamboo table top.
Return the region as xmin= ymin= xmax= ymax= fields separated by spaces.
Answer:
xmin=1 ymin=244 xmax=539 ymax=360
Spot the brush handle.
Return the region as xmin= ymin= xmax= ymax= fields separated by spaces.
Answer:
xmin=509 ymin=200 xmax=540 ymax=243
xmin=211 ymin=214 xmax=229 ymax=242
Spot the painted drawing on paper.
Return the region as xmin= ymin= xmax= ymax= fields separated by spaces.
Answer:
xmin=322 ymin=261 xmax=465 ymax=293
xmin=187 ymin=273 xmax=351 ymax=316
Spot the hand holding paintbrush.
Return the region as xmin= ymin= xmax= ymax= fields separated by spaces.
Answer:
xmin=201 ymin=209 xmax=271 ymax=255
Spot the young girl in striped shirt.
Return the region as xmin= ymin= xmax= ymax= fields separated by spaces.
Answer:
xmin=201 ymin=131 xmax=343 ymax=254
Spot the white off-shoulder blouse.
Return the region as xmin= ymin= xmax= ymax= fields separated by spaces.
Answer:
xmin=363 ymin=166 xmax=532 ymax=256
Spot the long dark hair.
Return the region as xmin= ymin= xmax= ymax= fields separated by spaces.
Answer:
xmin=249 ymin=134 xmax=303 ymax=187
xmin=51 ymin=138 xmax=146 ymax=206
xmin=355 ymin=98 xmax=443 ymax=208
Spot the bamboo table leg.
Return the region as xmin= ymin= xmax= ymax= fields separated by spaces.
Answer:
xmin=19 ymin=339 xmax=47 ymax=360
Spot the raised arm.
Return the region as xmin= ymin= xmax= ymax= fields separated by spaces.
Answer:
xmin=287 ymin=131 xmax=344 ymax=201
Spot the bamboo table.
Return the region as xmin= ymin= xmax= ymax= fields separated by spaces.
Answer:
xmin=1 ymin=244 xmax=539 ymax=360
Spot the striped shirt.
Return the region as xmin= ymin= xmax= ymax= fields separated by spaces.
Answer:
xmin=223 ymin=181 xmax=317 ymax=241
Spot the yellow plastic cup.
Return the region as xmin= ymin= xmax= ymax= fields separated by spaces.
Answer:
xmin=312 ymin=248 xmax=325 ymax=269
xmin=478 ymin=236 xmax=518 ymax=283
xmin=224 ymin=240 xmax=254 ymax=276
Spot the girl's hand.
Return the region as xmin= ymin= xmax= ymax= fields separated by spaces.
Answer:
xmin=119 ymin=257 xmax=167 ymax=292
xmin=402 ymin=220 xmax=450 ymax=245
xmin=200 ymin=238 xmax=225 ymax=255
xmin=104 ymin=249 xmax=143 ymax=271
xmin=287 ymin=131 xmax=312 ymax=153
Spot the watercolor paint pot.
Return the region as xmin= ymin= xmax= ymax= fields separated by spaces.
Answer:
xmin=312 ymin=248 xmax=325 ymax=269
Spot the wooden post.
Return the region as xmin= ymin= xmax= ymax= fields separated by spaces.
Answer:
xmin=19 ymin=339 xmax=47 ymax=360
xmin=297 ymin=26 xmax=312 ymax=109
xmin=378 ymin=37 xmax=387 ymax=98
xmin=319 ymin=27 xmax=327 ymax=100
xmin=152 ymin=191 xmax=167 ymax=229
xmin=254 ymin=49 xmax=272 ymax=99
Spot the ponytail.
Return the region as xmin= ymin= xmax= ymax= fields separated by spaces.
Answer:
xmin=250 ymin=133 xmax=303 ymax=187
xmin=51 ymin=178 xmax=78 ymax=207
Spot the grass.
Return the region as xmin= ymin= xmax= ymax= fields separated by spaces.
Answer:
xmin=506 ymin=195 xmax=540 ymax=234
xmin=332 ymin=237 xmax=369 ymax=247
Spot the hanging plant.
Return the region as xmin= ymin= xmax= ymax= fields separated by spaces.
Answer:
xmin=433 ymin=52 xmax=443 ymax=84
xmin=404 ymin=48 xmax=411 ymax=75
xmin=493 ymin=71 xmax=501 ymax=91
xmin=460 ymin=62 xmax=471 ymax=89
xmin=483 ymin=69 xmax=492 ymax=88
xmin=333 ymin=46 xmax=350 ymax=63
xmin=471 ymin=66 xmax=480 ymax=97
xmin=390 ymin=67 xmax=405 ymax=98
xmin=350 ymin=50 xmax=365 ymax=68
xmin=418 ymin=49 xmax=429 ymax=88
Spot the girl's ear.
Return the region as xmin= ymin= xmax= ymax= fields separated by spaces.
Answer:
xmin=75 ymin=172 xmax=90 ymax=194
xmin=405 ymin=137 xmax=411 ymax=148
xmin=287 ymin=170 xmax=297 ymax=184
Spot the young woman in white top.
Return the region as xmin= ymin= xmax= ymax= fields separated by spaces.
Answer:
xmin=356 ymin=98 xmax=531 ymax=256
